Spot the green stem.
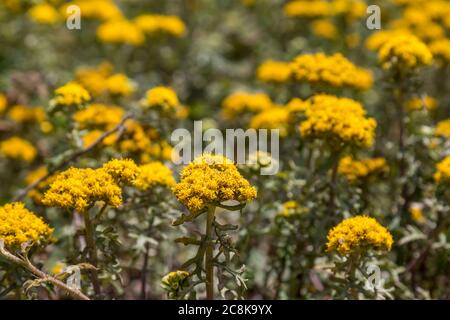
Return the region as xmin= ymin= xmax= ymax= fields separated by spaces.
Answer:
xmin=83 ymin=210 xmax=101 ymax=297
xmin=205 ymin=206 xmax=215 ymax=300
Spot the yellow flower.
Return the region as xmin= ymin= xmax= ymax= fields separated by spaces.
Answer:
xmin=434 ymin=156 xmax=450 ymax=184
xmin=75 ymin=63 xmax=113 ymax=97
xmin=405 ymin=96 xmax=438 ymax=111
xmin=97 ymin=19 xmax=145 ymax=46
xmin=28 ymin=3 xmax=60 ymax=25
xmin=102 ymin=158 xmax=140 ymax=185
xmin=0 ymin=94 xmax=8 ymax=114
xmin=106 ymin=73 xmax=135 ymax=97
xmin=73 ymin=103 xmax=124 ymax=130
xmin=299 ymin=95 xmax=377 ymax=149
xmin=409 ymin=205 xmax=425 ymax=224
xmin=42 ymin=167 xmax=123 ymax=212
xmin=291 ymin=53 xmax=373 ymax=90
xmin=326 ymin=216 xmax=393 ymax=255
xmin=7 ymin=105 xmax=46 ymax=123
xmin=61 ymin=0 xmax=123 ymax=21
xmin=143 ymin=86 xmax=179 ymax=112
xmin=378 ymin=34 xmax=433 ymax=70
xmin=435 ymin=119 xmax=450 ymax=138
xmin=284 ymin=1 xmax=333 ymax=18
xmin=53 ymin=82 xmax=91 ymax=107
xmin=0 ymin=136 xmax=37 ymax=162
xmin=277 ymin=200 xmax=306 ymax=218
xmin=429 ymin=38 xmax=450 ymax=64
xmin=134 ymin=14 xmax=186 ymax=37
xmin=81 ymin=130 xmax=119 ymax=147
xmin=311 ymin=19 xmax=337 ymax=39
xmin=161 ymin=270 xmax=190 ymax=298
xmin=286 ymin=97 xmax=309 ymax=115
xmin=249 ymin=106 xmax=291 ymax=137
xmin=172 ymin=154 xmax=257 ymax=213
xmin=338 ymin=156 xmax=389 ymax=182
xmin=0 ymin=202 xmax=53 ymax=248
xmin=119 ymin=120 xmax=151 ymax=153
xmin=256 ymin=60 xmax=292 ymax=83
xmin=51 ymin=262 xmax=66 ymax=274
xmin=134 ymin=162 xmax=175 ymax=191
xmin=222 ymin=92 xmax=272 ymax=119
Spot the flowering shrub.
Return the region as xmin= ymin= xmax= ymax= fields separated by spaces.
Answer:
xmin=0 ymin=0 xmax=449 ymax=301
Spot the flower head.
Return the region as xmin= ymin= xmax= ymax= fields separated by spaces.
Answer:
xmin=299 ymin=95 xmax=377 ymax=149
xmin=378 ymin=34 xmax=433 ymax=70
xmin=106 ymin=73 xmax=135 ymax=97
xmin=338 ymin=156 xmax=389 ymax=183
xmin=28 ymin=3 xmax=60 ymax=24
xmin=97 ymin=19 xmax=145 ymax=46
xmin=0 ymin=202 xmax=53 ymax=248
xmin=256 ymin=60 xmax=292 ymax=83
xmin=434 ymin=156 xmax=450 ymax=184
xmin=134 ymin=14 xmax=186 ymax=37
xmin=143 ymin=86 xmax=179 ymax=112
xmin=222 ymin=92 xmax=272 ymax=119
xmin=405 ymin=96 xmax=438 ymax=112
xmin=53 ymin=82 xmax=91 ymax=107
xmin=42 ymin=167 xmax=123 ymax=212
xmin=134 ymin=162 xmax=175 ymax=191
xmin=291 ymin=53 xmax=373 ymax=90
xmin=172 ymin=154 xmax=257 ymax=213
xmin=102 ymin=158 xmax=140 ymax=185
xmin=0 ymin=136 xmax=37 ymax=162
xmin=249 ymin=107 xmax=291 ymax=137
xmin=435 ymin=119 xmax=450 ymax=138
xmin=326 ymin=216 xmax=393 ymax=255
xmin=161 ymin=270 xmax=190 ymax=299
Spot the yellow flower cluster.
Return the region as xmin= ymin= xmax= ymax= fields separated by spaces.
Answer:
xmin=277 ymin=200 xmax=306 ymax=218
xmin=62 ymin=0 xmax=123 ymax=21
xmin=143 ymin=86 xmax=179 ymax=112
xmin=409 ymin=205 xmax=425 ymax=224
xmin=25 ymin=166 xmax=56 ymax=204
xmin=290 ymin=53 xmax=373 ymax=90
xmin=286 ymin=97 xmax=309 ymax=115
xmin=53 ymin=82 xmax=91 ymax=107
xmin=28 ymin=3 xmax=60 ymax=25
xmin=222 ymin=92 xmax=272 ymax=119
xmin=161 ymin=270 xmax=190 ymax=298
xmin=378 ymin=34 xmax=433 ymax=70
xmin=97 ymin=19 xmax=145 ymax=46
xmin=338 ymin=156 xmax=388 ymax=182
xmin=299 ymin=95 xmax=377 ymax=149
xmin=429 ymin=38 xmax=450 ymax=63
xmin=0 ymin=202 xmax=53 ymax=248
xmin=249 ymin=107 xmax=291 ymax=137
xmin=106 ymin=73 xmax=136 ymax=97
xmin=256 ymin=60 xmax=292 ymax=83
xmin=311 ymin=19 xmax=337 ymax=39
xmin=284 ymin=1 xmax=333 ymax=18
xmin=434 ymin=156 xmax=450 ymax=184
xmin=0 ymin=93 xmax=7 ymax=113
xmin=8 ymin=105 xmax=46 ymax=123
xmin=102 ymin=158 xmax=140 ymax=185
xmin=172 ymin=154 xmax=257 ymax=213
xmin=326 ymin=216 xmax=394 ymax=255
xmin=42 ymin=166 xmax=123 ymax=212
xmin=366 ymin=30 xmax=412 ymax=51
xmin=134 ymin=162 xmax=175 ymax=191
xmin=435 ymin=119 xmax=450 ymax=138
xmin=0 ymin=136 xmax=37 ymax=162
xmin=73 ymin=104 xmax=124 ymax=130
xmin=405 ymin=96 xmax=438 ymax=111
xmin=75 ymin=62 xmax=113 ymax=97
xmin=134 ymin=15 xmax=186 ymax=37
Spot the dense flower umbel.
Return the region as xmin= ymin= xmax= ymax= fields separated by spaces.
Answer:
xmin=435 ymin=119 xmax=450 ymax=138
xmin=106 ymin=73 xmax=136 ymax=97
xmin=73 ymin=104 xmax=124 ymax=130
xmin=249 ymin=107 xmax=291 ymax=137
xmin=434 ymin=156 xmax=450 ymax=184
xmin=378 ymin=34 xmax=433 ymax=70
xmin=134 ymin=14 xmax=186 ymax=37
xmin=28 ymin=3 xmax=60 ymax=24
xmin=0 ymin=136 xmax=37 ymax=162
xmin=102 ymin=158 xmax=140 ymax=185
xmin=42 ymin=167 xmax=123 ymax=212
xmin=172 ymin=154 xmax=257 ymax=213
xmin=222 ymin=92 xmax=272 ymax=119
xmin=134 ymin=162 xmax=175 ymax=191
xmin=8 ymin=105 xmax=46 ymax=124
xmin=0 ymin=202 xmax=53 ymax=248
xmin=97 ymin=19 xmax=145 ymax=46
xmin=143 ymin=86 xmax=179 ymax=112
xmin=311 ymin=19 xmax=337 ymax=39
xmin=290 ymin=53 xmax=373 ymax=90
xmin=53 ymin=82 xmax=91 ymax=107
xmin=299 ymin=95 xmax=377 ymax=149
xmin=338 ymin=156 xmax=389 ymax=182
xmin=326 ymin=216 xmax=393 ymax=255
xmin=256 ymin=60 xmax=292 ymax=83
xmin=75 ymin=62 xmax=113 ymax=97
